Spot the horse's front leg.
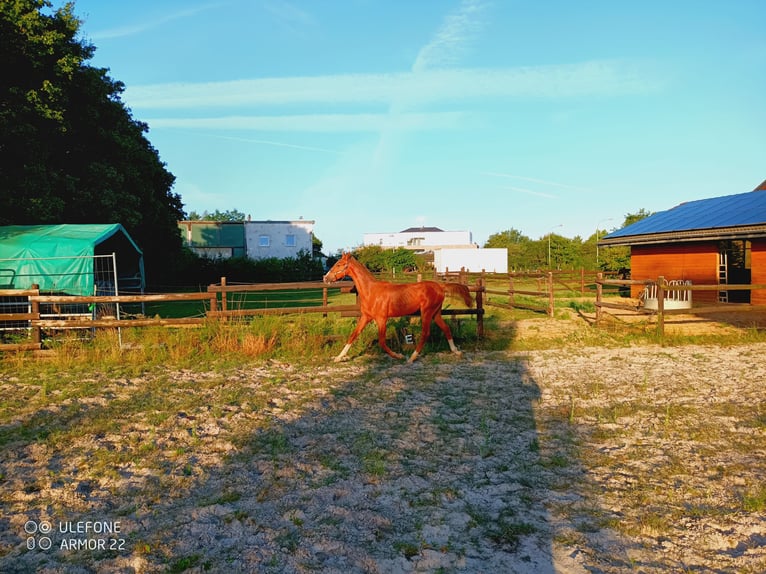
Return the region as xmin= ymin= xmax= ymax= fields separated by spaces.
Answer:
xmin=375 ymin=318 xmax=404 ymax=360
xmin=334 ymin=315 xmax=371 ymax=362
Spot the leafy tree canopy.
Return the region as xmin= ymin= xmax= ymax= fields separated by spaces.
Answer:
xmin=622 ymin=208 xmax=653 ymax=228
xmin=0 ymin=0 xmax=185 ymax=284
xmin=187 ymin=209 xmax=246 ymax=222
xmin=483 ymin=209 xmax=653 ymax=272
xmin=352 ymin=245 xmax=420 ymax=273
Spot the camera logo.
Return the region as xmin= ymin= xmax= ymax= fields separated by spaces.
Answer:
xmin=25 ymin=520 xmax=53 ymax=550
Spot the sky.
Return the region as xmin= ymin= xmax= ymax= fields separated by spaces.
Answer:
xmin=63 ymin=0 xmax=765 ymax=254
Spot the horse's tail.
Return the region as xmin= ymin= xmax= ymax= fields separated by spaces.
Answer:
xmin=443 ymin=282 xmax=473 ymax=308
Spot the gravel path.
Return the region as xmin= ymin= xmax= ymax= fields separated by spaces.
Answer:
xmin=2 ymin=342 xmax=765 ymax=573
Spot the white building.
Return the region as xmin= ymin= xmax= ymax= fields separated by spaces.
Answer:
xmin=434 ymin=248 xmax=508 ymax=274
xmin=363 ymin=226 xmax=474 ymax=251
xmin=245 ymin=220 xmax=314 ymax=260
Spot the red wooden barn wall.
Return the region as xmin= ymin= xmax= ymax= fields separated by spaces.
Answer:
xmin=631 ymin=240 xmax=766 ymax=304
xmin=630 ymin=243 xmax=718 ymax=303
xmin=751 ymin=239 xmax=766 ymax=305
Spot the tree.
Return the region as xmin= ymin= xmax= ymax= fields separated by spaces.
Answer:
xmin=187 ymin=209 xmax=246 ymax=222
xmin=622 ymin=208 xmax=653 ymax=228
xmin=0 ymin=0 xmax=184 ymax=284
xmin=598 ymin=209 xmax=654 ymax=272
xmin=311 ymin=235 xmax=323 ymax=258
xmin=353 ymin=245 xmax=419 ymax=273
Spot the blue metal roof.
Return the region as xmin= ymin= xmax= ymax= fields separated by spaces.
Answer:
xmin=603 ymin=189 xmax=766 ymax=239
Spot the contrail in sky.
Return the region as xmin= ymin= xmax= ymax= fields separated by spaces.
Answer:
xmin=89 ymin=3 xmax=224 ymax=40
xmin=502 ymin=185 xmax=558 ymax=199
xmin=481 ymin=171 xmax=595 ymax=193
xmin=372 ymin=0 xmax=488 ymax=170
xmin=208 ymin=135 xmax=342 ymax=155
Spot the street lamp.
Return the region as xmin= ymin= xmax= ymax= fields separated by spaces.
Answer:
xmin=595 ymin=218 xmax=613 ymax=266
xmin=548 ymin=224 xmax=563 ymax=268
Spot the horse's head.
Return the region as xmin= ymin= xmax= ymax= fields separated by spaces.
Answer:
xmin=323 ymin=252 xmax=353 ymax=283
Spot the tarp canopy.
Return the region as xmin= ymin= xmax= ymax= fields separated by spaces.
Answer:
xmin=0 ymin=224 xmax=144 ymax=295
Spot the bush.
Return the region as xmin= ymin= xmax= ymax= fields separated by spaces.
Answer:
xmin=164 ymin=249 xmax=324 ymax=288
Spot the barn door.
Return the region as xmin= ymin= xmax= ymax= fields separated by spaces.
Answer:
xmin=719 ymin=240 xmax=751 ymax=303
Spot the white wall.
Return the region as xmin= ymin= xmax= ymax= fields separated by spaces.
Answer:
xmin=245 ymin=220 xmax=314 ymax=260
xmin=434 ymin=248 xmax=508 ymax=273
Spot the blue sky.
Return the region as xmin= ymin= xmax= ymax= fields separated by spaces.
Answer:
xmin=65 ymin=0 xmax=765 ymax=253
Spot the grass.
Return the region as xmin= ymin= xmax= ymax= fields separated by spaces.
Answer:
xmin=3 ymin=302 xmax=766 ymax=571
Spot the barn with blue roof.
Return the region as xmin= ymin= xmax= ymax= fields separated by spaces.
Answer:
xmin=599 ymin=180 xmax=766 ymax=305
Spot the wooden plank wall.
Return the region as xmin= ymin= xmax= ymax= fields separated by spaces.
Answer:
xmin=630 ymin=243 xmax=719 ymax=303
xmin=751 ymin=239 xmax=766 ymax=305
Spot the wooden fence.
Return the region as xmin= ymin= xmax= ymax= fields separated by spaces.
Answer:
xmin=594 ymin=273 xmax=766 ymax=336
xmin=443 ymin=268 xmax=623 ymax=318
xmin=0 ymin=278 xmax=484 ymax=351
xmin=482 ymin=272 xmax=555 ymax=316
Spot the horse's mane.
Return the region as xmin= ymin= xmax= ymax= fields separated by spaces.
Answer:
xmin=348 ymin=255 xmax=376 ymax=282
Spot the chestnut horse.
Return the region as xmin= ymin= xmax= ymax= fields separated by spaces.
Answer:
xmin=323 ymin=253 xmax=473 ymax=363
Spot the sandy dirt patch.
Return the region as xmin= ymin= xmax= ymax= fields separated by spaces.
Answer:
xmin=1 ymin=333 xmax=765 ymax=573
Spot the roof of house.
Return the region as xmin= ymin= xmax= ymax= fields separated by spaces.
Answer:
xmin=400 ymin=226 xmax=444 ymax=233
xmin=600 ymin=188 xmax=766 ymax=246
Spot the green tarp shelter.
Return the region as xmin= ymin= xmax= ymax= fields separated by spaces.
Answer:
xmin=0 ymin=224 xmax=144 ymax=296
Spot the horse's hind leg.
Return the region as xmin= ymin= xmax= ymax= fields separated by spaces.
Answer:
xmin=408 ymin=309 xmax=434 ymax=363
xmin=434 ymin=311 xmax=462 ymax=356
xmin=376 ymin=318 xmax=404 ymax=360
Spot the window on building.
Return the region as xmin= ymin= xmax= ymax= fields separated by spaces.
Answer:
xmin=285 ymin=234 xmax=296 ymax=247
xmin=259 ymin=235 xmax=270 ymax=247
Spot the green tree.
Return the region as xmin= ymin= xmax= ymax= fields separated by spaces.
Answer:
xmin=0 ymin=0 xmax=184 ymax=284
xmin=597 ymin=209 xmax=654 ymax=272
xmin=311 ymin=235 xmax=323 ymax=258
xmin=622 ymin=208 xmax=653 ymax=228
xmin=352 ymin=245 xmax=419 ymax=273
xmin=187 ymin=209 xmax=246 ymax=222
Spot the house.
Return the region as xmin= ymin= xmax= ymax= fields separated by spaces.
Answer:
xmin=363 ymin=226 xmax=475 ymax=251
xmin=599 ymin=180 xmax=766 ymax=305
xmin=178 ymin=219 xmax=315 ymax=260
xmin=245 ymin=219 xmax=314 ymax=260
xmin=178 ymin=221 xmax=246 ymax=259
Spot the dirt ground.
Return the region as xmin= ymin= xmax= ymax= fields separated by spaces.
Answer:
xmin=1 ymin=311 xmax=766 ymax=573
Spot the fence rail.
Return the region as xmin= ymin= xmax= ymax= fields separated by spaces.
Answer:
xmin=1 ymin=277 xmax=484 ymax=351
xmin=594 ymin=273 xmax=766 ymax=335
xmin=483 ymin=272 xmax=555 ymax=316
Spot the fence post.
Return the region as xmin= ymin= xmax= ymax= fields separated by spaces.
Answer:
xmin=220 ymin=277 xmax=227 ymax=316
xmin=547 ymin=272 xmax=554 ymax=317
xmin=596 ymin=273 xmax=603 ymax=323
xmin=475 ymin=278 xmax=484 ymax=338
xmin=322 ymin=286 xmax=328 ymax=318
xmin=208 ymin=284 xmax=218 ymax=317
xmin=30 ymin=284 xmax=41 ymax=346
xmin=580 ymin=268 xmax=585 ymax=295
xmin=657 ymin=276 xmax=665 ymax=337
xmin=508 ymin=276 xmax=515 ymax=310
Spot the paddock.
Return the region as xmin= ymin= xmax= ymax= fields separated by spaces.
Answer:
xmin=0 ymin=277 xmax=484 ymax=352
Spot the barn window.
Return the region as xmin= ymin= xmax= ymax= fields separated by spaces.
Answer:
xmin=285 ymin=234 xmax=296 ymax=247
xmin=259 ymin=235 xmax=270 ymax=247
